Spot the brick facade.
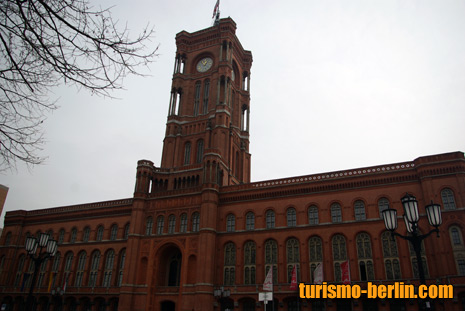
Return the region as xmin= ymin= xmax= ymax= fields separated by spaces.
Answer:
xmin=1 ymin=18 xmax=465 ymax=311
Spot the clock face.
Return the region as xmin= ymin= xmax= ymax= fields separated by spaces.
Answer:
xmin=196 ymin=57 xmax=213 ymax=72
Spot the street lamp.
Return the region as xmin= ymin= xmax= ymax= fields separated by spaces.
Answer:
xmin=382 ymin=193 xmax=442 ymax=309
xmin=25 ymin=233 xmax=58 ymax=311
xmin=214 ymin=287 xmax=231 ymax=310
xmin=50 ymin=287 xmax=64 ymax=311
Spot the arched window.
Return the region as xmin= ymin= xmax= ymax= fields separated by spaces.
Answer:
xmin=89 ymin=251 xmax=101 ymax=287
xmin=332 ymin=235 xmax=347 ymax=282
xmin=287 ymin=208 xmax=297 ymax=227
xmin=356 ymin=233 xmax=374 ymax=281
xmin=244 ymin=241 xmax=256 ymax=285
xmin=14 ymin=255 xmax=26 ymax=287
xmin=58 ymin=229 xmax=65 ymax=244
xmin=265 ymin=240 xmax=278 ymax=284
xmin=25 ymin=259 xmax=34 ymax=288
xmin=51 ymin=252 xmax=60 ymax=289
xmin=110 ymin=224 xmax=118 ymax=240
xmin=96 ymin=226 xmax=104 ymax=242
xmin=450 ymin=227 xmax=463 ymax=246
xmin=103 ymin=250 xmax=115 ymax=287
xmin=192 ymin=212 xmax=200 ymax=232
xmin=441 ymin=188 xmax=456 ymax=210
xmin=196 ymin=139 xmax=204 ymax=163
xmin=224 ymin=242 xmax=236 ymax=285
xmin=378 ymin=198 xmax=389 ymax=219
xmin=184 ymin=142 xmax=191 ymax=165
xmin=458 ymin=259 xmax=465 ymax=276
xmin=124 ymin=223 xmax=130 ymax=239
xmin=381 ymin=231 xmax=401 ymax=280
xmin=83 ymin=227 xmax=90 ymax=242
xmin=449 ymin=226 xmax=465 ymax=275
xmin=226 ymin=214 xmax=235 ymax=232
xmin=286 ymin=238 xmax=300 ymax=282
xmin=331 ymin=203 xmax=342 ymax=223
xmin=38 ymin=257 xmax=49 ymax=287
xmin=70 ymin=228 xmax=77 ymax=243
xmin=75 ymin=251 xmax=87 ymax=287
xmin=168 ymin=215 xmax=176 ymax=234
xmin=354 ymin=200 xmax=366 ymax=221
xmin=63 ymin=252 xmax=74 ymax=286
xmin=157 ymin=216 xmax=165 ymax=235
xmin=118 ymin=249 xmax=126 ymax=286
xmin=309 ymin=236 xmax=323 ymax=282
xmin=170 ymin=88 xmax=183 ymax=116
xmin=240 ymin=105 xmax=249 ymax=131
xmin=308 ymin=206 xmax=319 ymax=225
xmin=145 ymin=217 xmax=153 ymax=236
xmin=246 ymin=212 xmax=255 ymax=230
xmin=180 ymin=214 xmax=188 ymax=233
xmin=265 ymin=210 xmax=275 ymax=229
xmin=194 ymin=81 xmax=201 ymax=116
xmin=202 ymin=79 xmax=210 ymax=114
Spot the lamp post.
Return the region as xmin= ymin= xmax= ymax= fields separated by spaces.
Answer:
xmin=382 ymin=193 xmax=442 ymax=310
xmin=214 ymin=287 xmax=231 ymax=311
xmin=50 ymin=287 xmax=64 ymax=311
xmin=24 ymin=233 xmax=58 ymax=311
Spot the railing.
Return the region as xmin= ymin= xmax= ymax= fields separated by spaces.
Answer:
xmin=6 ymin=199 xmax=133 ymax=218
xmin=223 ymin=161 xmax=416 ymax=192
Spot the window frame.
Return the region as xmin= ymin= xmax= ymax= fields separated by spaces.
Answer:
xmin=287 ymin=208 xmax=297 ymax=227
xmin=246 ymin=212 xmax=255 ymax=230
xmin=331 ymin=204 xmax=342 ymax=223
xmin=226 ymin=214 xmax=235 ymax=232
xmin=266 ymin=210 xmax=275 ymax=229
xmin=308 ymin=206 xmax=319 ymax=225
xmin=354 ymin=200 xmax=366 ymax=221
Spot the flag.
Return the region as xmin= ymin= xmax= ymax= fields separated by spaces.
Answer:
xmin=20 ymin=273 xmax=30 ymax=292
xmin=289 ymin=265 xmax=298 ymax=290
xmin=313 ymin=263 xmax=323 ymax=284
xmin=341 ymin=260 xmax=351 ymax=285
xmin=47 ymin=272 xmax=57 ymax=292
xmin=263 ymin=267 xmax=273 ymax=291
xmin=212 ymin=0 xmax=220 ymax=18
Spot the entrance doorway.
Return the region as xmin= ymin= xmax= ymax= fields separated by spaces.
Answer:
xmin=161 ymin=300 xmax=175 ymax=311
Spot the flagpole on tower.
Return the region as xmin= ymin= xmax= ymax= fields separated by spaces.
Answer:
xmin=212 ymin=0 xmax=220 ymax=26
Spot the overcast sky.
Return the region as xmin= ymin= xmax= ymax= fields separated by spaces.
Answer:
xmin=2 ymin=0 xmax=465 ymax=225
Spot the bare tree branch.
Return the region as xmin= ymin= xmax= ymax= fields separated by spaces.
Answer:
xmin=0 ymin=0 xmax=157 ymax=171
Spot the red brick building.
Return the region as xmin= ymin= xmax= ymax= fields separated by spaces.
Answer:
xmin=1 ymin=18 xmax=465 ymax=311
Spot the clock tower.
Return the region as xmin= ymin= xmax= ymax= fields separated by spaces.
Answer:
xmin=135 ymin=18 xmax=252 ymax=194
